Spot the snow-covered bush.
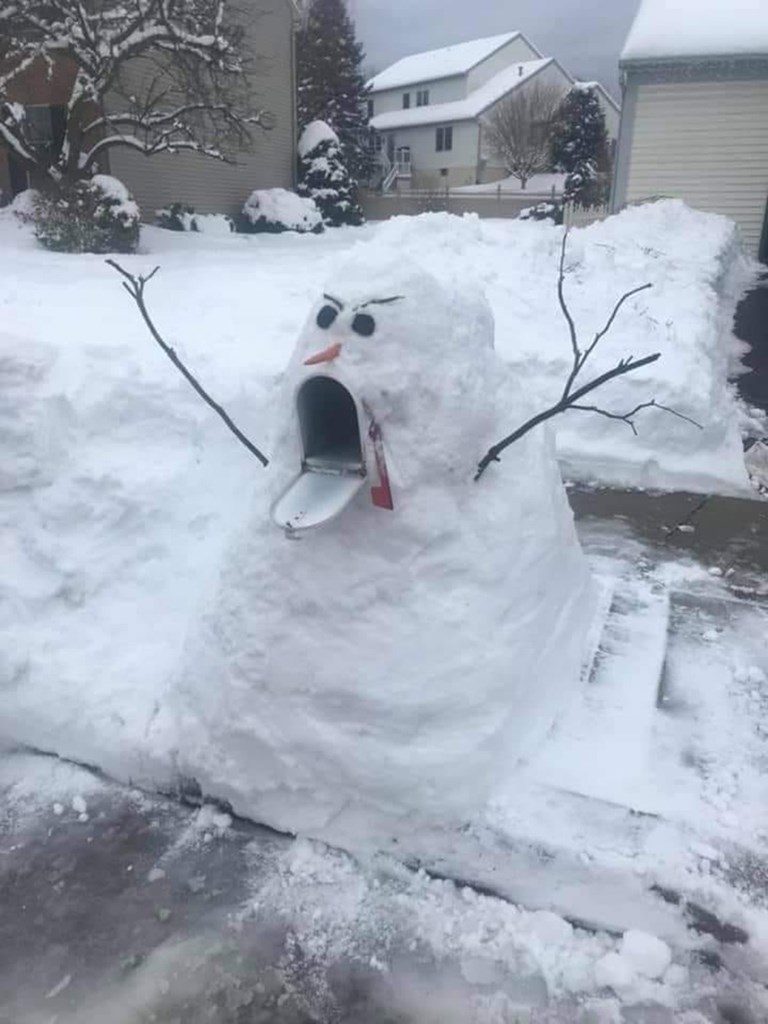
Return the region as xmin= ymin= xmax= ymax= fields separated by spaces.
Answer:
xmin=297 ymin=120 xmax=364 ymax=228
xmin=519 ymin=201 xmax=563 ymax=225
xmin=156 ymin=203 xmax=234 ymax=235
xmin=9 ymin=188 xmax=40 ymax=222
xmin=239 ymin=187 xmax=323 ymax=234
xmin=156 ymin=202 xmax=197 ymax=232
xmin=32 ymin=175 xmax=140 ymax=254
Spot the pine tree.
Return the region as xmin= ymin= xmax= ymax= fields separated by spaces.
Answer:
xmin=297 ymin=121 xmax=364 ymax=227
xmin=296 ymin=0 xmax=372 ymax=183
xmin=550 ymin=86 xmax=611 ymax=208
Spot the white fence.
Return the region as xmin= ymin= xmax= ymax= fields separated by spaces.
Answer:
xmin=360 ymin=189 xmax=611 ymax=227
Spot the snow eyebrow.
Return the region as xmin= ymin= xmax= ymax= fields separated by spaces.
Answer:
xmin=323 ymin=293 xmax=344 ymax=309
xmin=356 ymin=296 xmax=405 ymax=309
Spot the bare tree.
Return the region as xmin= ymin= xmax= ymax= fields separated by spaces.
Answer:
xmin=0 ymin=0 xmax=272 ymax=186
xmin=474 ymin=230 xmax=701 ymax=480
xmin=482 ymin=82 xmax=563 ymax=189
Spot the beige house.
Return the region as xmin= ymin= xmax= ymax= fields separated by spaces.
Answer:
xmin=367 ymin=32 xmax=620 ymax=192
xmin=611 ymin=0 xmax=768 ymax=261
xmin=0 ymin=0 xmax=297 ymax=220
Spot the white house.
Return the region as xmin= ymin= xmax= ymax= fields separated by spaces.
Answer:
xmin=610 ymin=0 xmax=768 ymax=260
xmin=366 ymin=32 xmax=620 ymax=191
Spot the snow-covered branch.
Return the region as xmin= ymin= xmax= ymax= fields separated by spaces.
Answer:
xmin=474 ymin=230 xmax=701 ymax=481
xmin=0 ymin=0 xmax=267 ymax=181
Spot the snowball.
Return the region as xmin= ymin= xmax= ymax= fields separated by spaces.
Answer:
xmin=298 ymin=119 xmax=339 ymax=159
xmin=528 ymin=910 xmax=574 ymax=946
xmin=619 ymin=929 xmax=672 ymax=980
xmin=594 ymin=952 xmax=635 ymax=992
xmin=71 ymin=795 xmax=87 ymax=814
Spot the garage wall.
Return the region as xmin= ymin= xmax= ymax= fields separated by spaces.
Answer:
xmin=621 ymin=78 xmax=768 ymax=256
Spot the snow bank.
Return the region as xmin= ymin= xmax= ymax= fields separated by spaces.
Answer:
xmin=622 ymin=0 xmax=768 ymax=60
xmin=0 ymin=199 xmax=755 ymax=803
xmin=173 ymin=256 xmax=598 ymax=832
xmin=348 ymin=203 xmax=753 ymax=494
xmin=297 ymin=120 xmax=338 ymax=159
xmin=242 ymin=187 xmax=322 ymax=233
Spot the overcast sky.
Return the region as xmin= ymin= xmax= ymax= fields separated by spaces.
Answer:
xmin=350 ymin=0 xmax=642 ymax=99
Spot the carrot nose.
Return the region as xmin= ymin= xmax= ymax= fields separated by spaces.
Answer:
xmin=304 ymin=341 xmax=342 ymax=366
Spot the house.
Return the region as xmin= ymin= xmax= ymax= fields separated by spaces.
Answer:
xmin=0 ymin=0 xmax=297 ymax=219
xmin=610 ymin=0 xmax=768 ymax=261
xmin=366 ymin=32 xmax=620 ymax=192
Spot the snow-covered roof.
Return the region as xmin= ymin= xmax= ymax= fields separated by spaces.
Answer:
xmin=367 ymin=32 xmax=523 ymax=92
xmin=622 ymin=0 xmax=768 ymax=62
xmin=370 ymin=58 xmax=555 ymax=130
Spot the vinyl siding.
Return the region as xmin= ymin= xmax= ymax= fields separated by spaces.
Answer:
xmin=106 ymin=0 xmax=295 ymax=219
xmin=625 ymin=79 xmax=768 ymax=255
xmin=371 ymin=76 xmax=467 ymax=116
xmin=385 ymin=121 xmax=479 ymax=187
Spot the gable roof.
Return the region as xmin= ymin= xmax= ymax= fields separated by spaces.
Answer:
xmin=367 ymin=32 xmax=527 ymax=93
xmin=370 ymin=58 xmax=557 ymax=130
xmin=622 ymin=0 xmax=768 ymax=62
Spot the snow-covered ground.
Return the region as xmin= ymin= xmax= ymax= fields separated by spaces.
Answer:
xmin=2 ymin=199 xmax=767 ymax=1020
xmin=452 ymin=172 xmax=567 ymax=195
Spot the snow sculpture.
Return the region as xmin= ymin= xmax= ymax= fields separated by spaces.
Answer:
xmin=174 ymin=255 xmax=599 ymax=832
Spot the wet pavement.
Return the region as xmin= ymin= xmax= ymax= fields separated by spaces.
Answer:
xmin=734 ymin=273 xmax=768 ymax=415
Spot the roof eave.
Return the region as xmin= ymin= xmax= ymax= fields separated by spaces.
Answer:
xmin=620 ymin=50 xmax=768 ymax=68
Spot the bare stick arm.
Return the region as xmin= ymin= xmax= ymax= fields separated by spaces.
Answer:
xmin=106 ymin=260 xmax=269 ymax=468
xmin=474 ymin=353 xmax=662 ymax=481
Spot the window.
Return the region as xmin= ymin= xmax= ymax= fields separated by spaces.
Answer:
xmin=416 ymin=89 xmax=430 ymax=107
xmin=402 ymin=92 xmax=410 ymax=109
xmin=436 ymin=126 xmax=453 ymax=152
xmin=367 ymin=99 xmax=374 ymax=119
xmin=25 ymin=105 xmax=66 ymax=153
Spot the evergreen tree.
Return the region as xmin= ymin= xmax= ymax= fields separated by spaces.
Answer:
xmin=297 ymin=121 xmax=364 ymax=227
xmin=550 ymin=86 xmax=611 ymax=208
xmin=296 ymin=0 xmax=372 ymax=183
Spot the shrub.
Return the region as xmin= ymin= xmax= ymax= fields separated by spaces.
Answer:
xmin=33 ymin=175 xmax=140 ymax=254
xmin=519 ymin=201 xmax=564 ymax=225
xmin=156 ymin=203 xmax=235 ymax=235
xmin=156 ymin=202 xmax=197 ymax=231
xmin=297 ymin=120 xmax=363 ymax=228
xmin=239 ymin=187 xmax=323 ymax=234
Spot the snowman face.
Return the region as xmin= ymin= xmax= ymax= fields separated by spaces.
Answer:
xmin=303 ymin=292 xmax=404 ymax=366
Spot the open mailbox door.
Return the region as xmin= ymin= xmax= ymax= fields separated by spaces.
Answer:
xmin=271 ymin=376 xmax=368 ymax=532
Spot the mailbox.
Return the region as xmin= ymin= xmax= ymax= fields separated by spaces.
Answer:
xmin=271 ymin=375 xmax=369 ymax=532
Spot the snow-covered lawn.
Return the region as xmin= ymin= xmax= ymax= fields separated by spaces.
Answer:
xmin=452 ymin=171 xmax=567 ymax=194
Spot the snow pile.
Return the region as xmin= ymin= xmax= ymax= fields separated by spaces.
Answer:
xmin=346 ymin=203 xmax=753 ymax=493
xmin=297 ymin=119 xmax=339 ymax=159
xmin=173 ymin=255 xmax=598 ymax=832
xmin=241 ymin=187 xmax=322 ymax=233
xmin=622 ymin=0 xmax=768 ymax=60
xmin=0 ymin=199 xmax=755 ymax=813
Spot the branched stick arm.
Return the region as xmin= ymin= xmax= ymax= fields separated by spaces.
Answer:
xmin=473 ymin=352 xmax=662 ymax=481
xmin=106 ymin=260 xmax=269 ymax=467
xmin=474 ymin=229 xmax=700 ymax=482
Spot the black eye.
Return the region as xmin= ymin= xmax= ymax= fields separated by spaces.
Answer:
xmin=316 ymin=305 xmax=338 ymax=329
xmin=352 ymin=313 xmax=375 ymax=337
